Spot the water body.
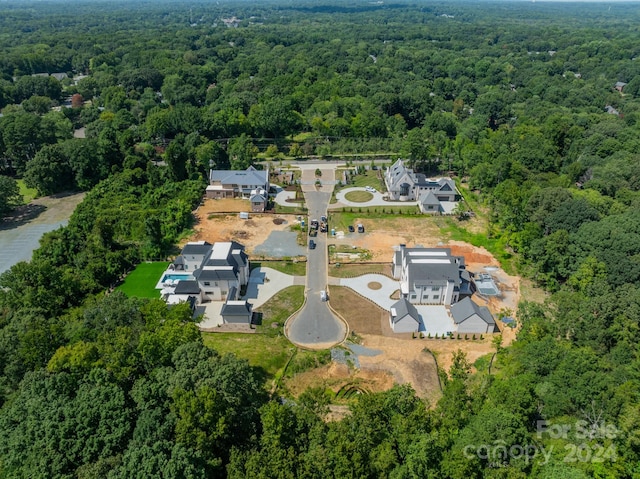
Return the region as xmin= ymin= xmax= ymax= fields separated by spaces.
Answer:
xmin=0 ymin=193 xmax=85 ymax=275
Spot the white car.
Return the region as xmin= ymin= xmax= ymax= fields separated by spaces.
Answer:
xmin=365 ymin=186 xmax=377 ymax=193
xmin=320 ymin=290 xmax=328 ymax=301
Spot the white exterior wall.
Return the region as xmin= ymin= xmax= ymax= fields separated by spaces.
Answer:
xmin=200 ymin=279 xmax=239 ymax=301
xmin=183 ymin=254 xmax=206 ymax=271
xmin=390 ymin=314 xmax=420 ymax=333
xmin=457 ymin=315 xmax=492 ymax=334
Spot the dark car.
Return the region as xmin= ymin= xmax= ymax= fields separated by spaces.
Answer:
xmin=348 ymin=225 xmax=355 ymax=232
xmin=309 ymin=239 xmax=316 ymax=249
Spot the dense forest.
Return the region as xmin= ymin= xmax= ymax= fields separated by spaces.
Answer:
xmin=1 ymin=0 xmax=640 ymax=477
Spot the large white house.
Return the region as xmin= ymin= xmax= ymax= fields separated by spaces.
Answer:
xmin=392 ymin=245 xmax=474 ymax=306
xmin=384 ymin=159 xmax=457 ymax=213
xmin=164 ymin=241 xmax=252 ymax=324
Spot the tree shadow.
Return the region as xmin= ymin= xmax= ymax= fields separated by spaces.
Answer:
xmin=0 ymin=204 xmax=47 ymax=231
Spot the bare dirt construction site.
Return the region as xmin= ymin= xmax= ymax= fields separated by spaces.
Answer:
xmin=284 ymin=334 xmax=442 ymax=405
xmin=187 ymin=198 xmax=300 ymax=254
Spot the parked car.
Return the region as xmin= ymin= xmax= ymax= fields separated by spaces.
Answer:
xmin=348 ymin=225 xmax=355 ymax=232
xmin=365 ymin=186 xmax=375 ymax=192
xmin=320 ymin=215 xmax=327 ymax=222
xmin=309 ymin=239 xmax=316 ymax=249
xmin=320 ymin=290 xmax=328 ymax=301
xmin=357 ymin=223 xmax=365 ymax=233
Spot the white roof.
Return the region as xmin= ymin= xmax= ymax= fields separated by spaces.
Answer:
xmin=410 ymin=258 xmax=453 ymax=264
xmin=210 ymin=242 xmax=232 ymax=260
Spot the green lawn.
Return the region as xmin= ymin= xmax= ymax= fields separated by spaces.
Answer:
xmin=202 ymin=332 xmax=294 ymax=380
xmin=328 ymin=208 xmax=420 ymax=232
xmin=251 ymin=261 xmax=307 ymax=276
xmin=17 ymin=180 xmax=37 ymax=204
xmin=344 ymin=190 xmax=373 ymax=202
xmin=201 ymin=285 xmax=305 ymax=380
xmin=117 ymin=262 xmax=169 ymax=298
xmin=347 ymin=169 xmax=386 ymax=190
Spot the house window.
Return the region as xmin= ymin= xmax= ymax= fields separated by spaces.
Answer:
xmin=222 ymin=291 xmax=227 ymax=296
xmin=433 ymin=295 xmax=440 ymax=300
xmin=214 ymin=282 xmax=218 ymax=287
xmin=410 ymin=294 xmax=417 ymax=300
xmin=204 ymin=281 xmax=210 ymax=286
xmin=432 ymin=286 xmax=440 ymax=291
xmin=185 ymin=265 xmax=188 ymax=270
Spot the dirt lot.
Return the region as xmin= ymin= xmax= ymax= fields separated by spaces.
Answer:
xmin=285 ymin=334 xmax=442 ymax=404
xmin=199 ymin=197 xmax=252 ymax=213
xmin=188 ymin=198 xmax=300 ymax=254
xmin=329 ymin=285 xmax=496 ymax=379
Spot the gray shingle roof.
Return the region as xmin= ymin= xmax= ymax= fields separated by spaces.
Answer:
xmin=181 ymin=242 xmax=212 ymax=256
xmin=419 ymin=191 xmax=440 ymax=206
xmin=390 ymin=298 xmax=420 ymax=324
xmin=174 ymin=280 xmax=201 ymax=295
xmin=221 ymin=301 xmax=252 ymax=316
xmin=451 ymin=297 xmax=495 ymax=325
xmin=410 ymin=262 xmax=461 ymax=285
xmin=210 ymin=166 xmax=268 ymax=186
xmin=194 ymin=268 xmax=238 ymax=281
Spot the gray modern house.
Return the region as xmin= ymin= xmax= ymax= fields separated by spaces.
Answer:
xmin=163 ymin=241 xmax=253 ymax=325
xmin=392 ymin=246 xmax=474 ymax=306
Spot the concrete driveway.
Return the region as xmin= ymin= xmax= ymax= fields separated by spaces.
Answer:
xmin=198 ymin=266 xmax=303 ymax=329
xmin=339 ymin=274 xmax=400 ymax=310
xmin=338 ymin=274 xmax=456 ymax=335
xmin=334 ymin=187 xmax=397 ymax=207
xmin=273 ymin=186 xmax=302 ymax=207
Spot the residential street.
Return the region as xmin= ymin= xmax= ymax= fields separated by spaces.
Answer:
xmin=285 ymin=165 xmax=347 ymax=348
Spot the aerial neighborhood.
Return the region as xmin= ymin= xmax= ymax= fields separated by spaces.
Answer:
xmin=156 ymin=160 xmax=506 ymax=340
xmin=4 ymin=3 xmax=633 ymax=475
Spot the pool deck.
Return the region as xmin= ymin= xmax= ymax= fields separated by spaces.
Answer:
xmin=155 ymin=271 xmax=194 ymax=289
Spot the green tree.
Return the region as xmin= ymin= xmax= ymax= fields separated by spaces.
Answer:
xmin=23 ymin=144 xmax=74 ymax=195
xmin=228 ymin=134 xmax=258 ymax=170
xmin=0 ymin=175 xmax=23 ymax=217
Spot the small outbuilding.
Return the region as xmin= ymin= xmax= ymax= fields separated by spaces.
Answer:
xmin=221 ymin=300 xmax=253 ymax=325
xmin=389 ymin=298 xmax=422 ymax=333
xmin=418 ymin=191 xmax=442 ymax=214
xmin=451 ymin=297 xmax=498 ymax=334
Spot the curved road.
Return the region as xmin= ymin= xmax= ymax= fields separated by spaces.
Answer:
xmin=286 ymin=165 xmax=347 ymax=348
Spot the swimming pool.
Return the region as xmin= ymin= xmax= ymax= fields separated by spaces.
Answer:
xmin=161 ymin=273 xmax=192 ymax=283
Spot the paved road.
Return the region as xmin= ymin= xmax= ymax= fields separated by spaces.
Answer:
xmin=286 ymin=166 xmax=347 ymax=348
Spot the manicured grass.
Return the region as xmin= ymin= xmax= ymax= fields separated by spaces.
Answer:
xmin=344 ymin=190 xmax=374 ymax=202
xmin=328 ymin=263 xmax=391 ymax=278
xmin=201 ymin=285 xmax=306 ymax=380
xmin=274 ymin=203 xmax=307 ymax=215
xmin=251 ymin=260 xmax=307 ymax=276
xmin=116 ymin=262 xmax=169 ymax=298
xmin=347 ymin=169 xmax=386 ymax=190
xmin=256 ymin=285 xmax=305 ymax=331
xmin=17 ymin=180 xmax=37 ymax=204
xmin=328 ymin=208 xmax=420 ymax=233
xmin=202 ymin=332 xmax=294 ymax=380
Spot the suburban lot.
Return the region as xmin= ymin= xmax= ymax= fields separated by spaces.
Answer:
xmin=189 ymin=199 xmax=303 ymax=257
